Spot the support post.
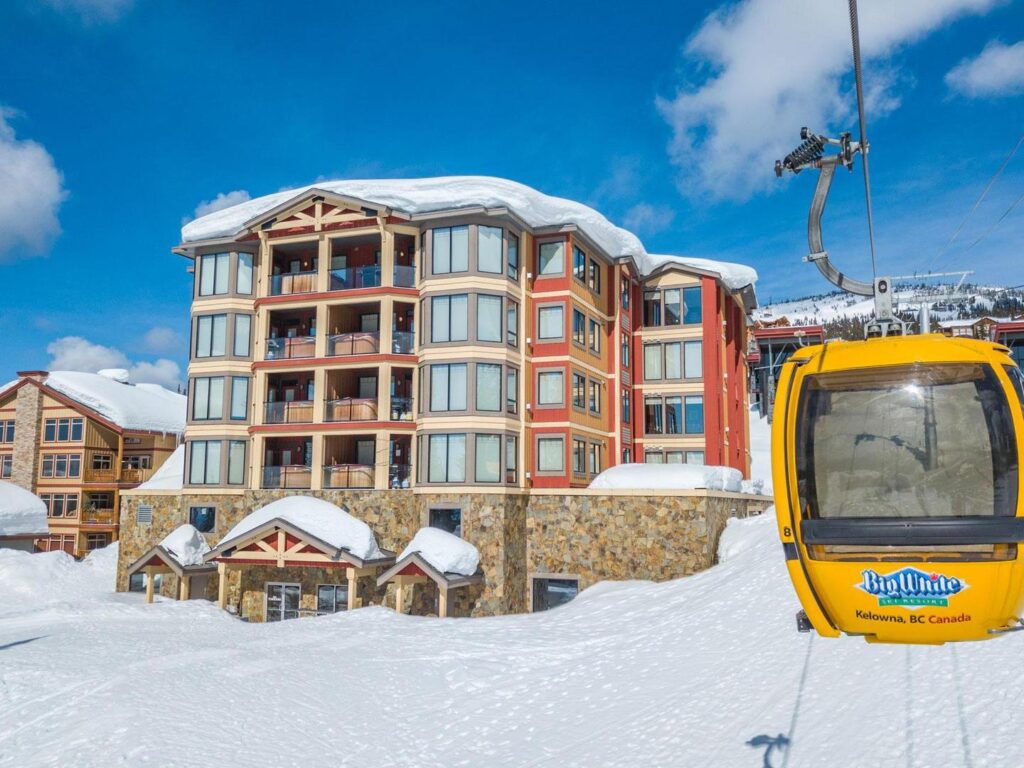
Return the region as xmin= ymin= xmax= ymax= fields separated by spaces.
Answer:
xmin=179 ymin=575 xmax=190 ymax=601
xmin=217 ymin=562 xmax=228 ymax=610
xmin=347 ymin=568 xmax=360 ymax=610
xmin=145 ymin=567 xmax=155 ymax=604
xmin=395 ymin=579 xmax=405 ymax=614
xmin=438 ymin=587 xmax=448 ymax=618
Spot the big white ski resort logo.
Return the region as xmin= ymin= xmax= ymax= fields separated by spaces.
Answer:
xmin=856 ymin=567 xmax=967 ymax=609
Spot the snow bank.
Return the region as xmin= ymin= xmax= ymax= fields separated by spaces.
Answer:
xmin=0 ymin=480 xmax=48 ymax=537
xmin=399 ymin=528 xmax=479 ymax=577
xmin=182 ymin=176 xmax=645 ymax=263
xmin=717 ymin=509 xmax=775 ymax=563
xmin=159 ymin=524 xmax=211 ymax=567
xmin=137 ymin=444 xmax=184 ymax=490
xmin=589 ymin=463 xmax=743 ymax=492
xmin=743 ymin=406 xmax=773 ymax=496
xmin=0 ymin=543 xmax=117 ymax=614
xmin=45 ymin=371 xmax=186 ymax=434
xmin=222 ymin=496 xmax=383 ymax=561
xmin=641 ymin=253 xmax=758 ymax=291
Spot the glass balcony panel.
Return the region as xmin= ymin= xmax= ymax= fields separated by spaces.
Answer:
xmin=391 ymin=331 xmax=415 ymax=355
xmin=326 ymin=331 xmax=379 ymax=357
xmin=264 ymin=401 xmax=314 ymax=424
xmin=330 ymin=266 xmax=381 ymax=291
xmin=265 ymin=336 xmax=316 ymax=360
xmin=389 ymin=396 xmax=414 ymax=421
xmin=261 ymin=466 xmax=312 ymax=489
xmin=393 ymin=265 xmax=416 ymax=288
xmin=388 ymin=464 xmax=412 ymax=489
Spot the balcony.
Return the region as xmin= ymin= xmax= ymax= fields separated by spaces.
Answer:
xmin=327 ymin=331 xmax=379 ymax=357
xmin=121 ymin=467 xmax=155 ymax=484
xmin=270 ymin=270 xmax=317 ymax=296
xmin=323 ymin=464 xmax=374 ymax=489
xmin=265 ymin=401 xmax=314 ymax=424
xmin=330 ymin=266 xmax=381 ymax=291
xmin=325 ymin=397 xmax=378 ymax=422
xmin=393 ymin=264 xmax=416 ymax=288
xmin=266 ymin=336 xmax=316 ymax=360
xmin=84 ymin=468 xmax=118 ymax=483
xmin=261 ymin=465 xmax=312 ymax=490
xmin=82 ymin=509 xmax=116 ymax=525
xmin=391 ymin=331 xmax=415 ymax=355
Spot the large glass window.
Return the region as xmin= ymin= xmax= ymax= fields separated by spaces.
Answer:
xmin=195 ymin=315 xmax=227 ymax=358
xmin=621 ymin=334 xmax=630 ymax=367
xmin=0 ymin=420 xmax=13 ymax=443
xmin=643 ymin=291 xmax=662 ymax=326
xmin=192 ymin=377 xmax=224 ymax=420
xmin=199 ymin=252 xmax=229 ymax=296
xmin=539 ymin=242 xmax=564 ymax=276
xmin=508 ymin=233 xmax=519 ymax=280
xmin=431 ymin=295 xmax=469 ymax=342
xmin=666 ymin=396 xmax=683 ymax=434
xmin=644 ymin=344 xmax=662 ymax=380
xmin=227 ymin=440 xmax=246 ymax=485
xmin=588 ymin=259 xmax=601 ymax=293
xmin=538 ymin=371 xmax=564 ymax=405
xmin=507 ymin=301 xmax=519 ymax=347
xmin=428 ymin=434 xmax=466 ymax=483
xmin=572 ymin=439 xmax=586 ymax=474
xmin=572 ymin=309 xmax=586 ymax=346
xmin=317 ymin=584 xmax=348 ymax=614
xmin=478 ymin=226 xmax=503 ymax=273
xmin=507 ymin=368 xmax=519 ymax=414
xmin=588 ymin=380 xmax=601 ymax=414
xmin=572 ymin=373 xmax=585 ymax=409
xmin=588 ymin=319 xmax=601 ymax=353
xmin=622 ymin=389 xmax=631 ymax=424
xmin=430 ymin=364 xmax=467 ymax=411
xmin=664 ymin=289 xmax=682 ymax=325
xmin=230 ymin=377 xmax=249 ymax=420
xmin=645 ymin=397 xmax=663 ymax=435
xmin=233 ymin=315 xmax=251 ymax=357
xmin=189 ymin=440 xmax=222 ymax=485
xmin=684 ymin=340 xmax=703 ymax=379
xmin=532 ymin=577 xmax=578 ymax=612
xmin=476 ymin=364 xmax=502 ymax=411
xmin=665 ymin=342 xmax=682 ymax=380
xmin=685 ymin=395 xmax=704 ymax=434
xmin=43 ymin=418 xmax=83 ymax=442
xmin=572 ymin=246 xmax=586 ymax=281
xmin=432 ymin=226 xmax=469 ymax=274
xmin=588 ymin=443 xmax=601 ymax=474
xmin=796 ymin=364 xmax=1017 ymax=520
xmin=477 ymin=295 xmax=502 ymax=342
xmin=506 ymin=436 xmax=518 ymax=483
xmin=475 ymin=434 xmax=501 ymax=483
xmin=236 ymin=252 xmax=253 ymax=294
xmin=537 ymin=437 xmax=564 ymax=472
xmin=683 ymin=286 xmax=702 ymax=324
xmin=538 ymin=306 xmax=563 ymax=340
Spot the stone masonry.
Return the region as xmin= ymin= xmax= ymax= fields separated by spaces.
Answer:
xmin=11 ymin=380 xmax=43 ymax=492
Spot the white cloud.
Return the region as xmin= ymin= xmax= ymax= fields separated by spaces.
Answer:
xmin=946 ymin=40 xmax=1024 ymax=97
xmin=657 ymin=0 xmax=998 ymax=201
xmin=0 ymin=109 xmax=67 ymax=259
xmin=593 ymin=158 xmax=643 ymax=202
xmin=46 ymin=336 xmax=182 ymax=391
xmin=141 ymin=326 xmax=184 ymax=355
xmin=188 ymin=190 xmax=251 ymax=223
xmin=39 ymin=0 xmax=135 ymax=23
xmin=622 ymin=203 xmax=676 ymax=236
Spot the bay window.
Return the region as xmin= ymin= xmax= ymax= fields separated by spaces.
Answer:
xmin=192 ymin=377 xmax=224 ymax=420
xmin=430 ymin=363 xmax=467 ymax=411
xmin=508 ymin=233 xmax=519 ymax=280
xmin=476 ymin=364 xmax=502 ymax=411
xmin=538 ymin=241 xmax=564 ymax=276
xmin=538 ymin=371 xmax=564 ymax=406
xmin=475 ymin=434 xmax=501 ymax=483
xmin=431 ymin=295 xmax=469 ymax=342
xmin=189 ymin=440 xmax=221 ymax=485
xmin=478 ymin=226 xmax=503 ymax=273
xmin=428 ymin=434 xmax=466 ymax=483
xmin=237 ymin=252 xmax=254 ymax=294
xmin=234 ymin=315 xmax=252 ymax=357
xmin=538 ymin=306 xmax=563 ymax=340
xmin=432 ymin=226 xmax=469 ymax=274
xmin=199 ymin=252 xmax=229 ymax=296
xmin=195 ymin=315 xmax=227 ymax=358
xmin=230 ymin=377 xmax=249 ymax=420
xmin=477 ymin=295 xmax=502 ymax=342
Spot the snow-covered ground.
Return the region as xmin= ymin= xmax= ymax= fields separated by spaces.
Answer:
xmin=1 ymin=411 xmax=1020 ymax=766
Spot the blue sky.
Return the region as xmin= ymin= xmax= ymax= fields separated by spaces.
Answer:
xmin=1 ymin=0 xmax=1022 ymax=387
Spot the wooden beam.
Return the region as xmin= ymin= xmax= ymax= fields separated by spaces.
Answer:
xmin=145 ymin=567 xmax=155 ymax=604
xmin=395 ymin=581 xmax=404 ymax=614
xmin=347 ymin=568 xmax=360 ymax=611
xmin=179 ymin=575 xmax=190 ymax=601
xmin=217 ymin=562 xmax=228 ymax=609
xmin=276 ymin=530 xmax=285 ymax=568
xmin=438 ymin=588 xmax=448 ymax=619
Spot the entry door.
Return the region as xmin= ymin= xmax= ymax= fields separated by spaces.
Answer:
xmin=266 ymin=583 xmax=300 ymax=622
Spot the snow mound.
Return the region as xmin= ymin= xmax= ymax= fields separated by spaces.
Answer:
xmin=589 ymin=463 xmax=743 ymax=492
xmin=0 ymin=543 xmax=117 ymax=615
xmin=0 ymin=480 xmax=48 ymax=537
xmin=717 ymin=509 xmax=775 ymax=563
xmin=642 ymin=253 xmax=758 ymax=291
xmin=182 ymin=176 xmax=646 ymax=264
xmin=222 ymin=496 xmax=383 ymax=561
xmin=159 ymin=524 xmax=211 ymax=567
xmin=399 ymin=528 xmax=480 ymax=577
xmin=137 ymin=444 xmax=184 ymax=490
xmin=745 ymin=405 xmax=773 ymax=496
xmin=45 ymin=371 xmax=186 ymax=434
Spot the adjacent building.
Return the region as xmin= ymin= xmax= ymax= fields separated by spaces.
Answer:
xmin=0 ymin=369 xmax=185 ymax=555
xmin=117 ymin=176 xmax=765 ymax=620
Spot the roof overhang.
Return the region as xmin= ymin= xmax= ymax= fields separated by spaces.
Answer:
xmin=205 ymin=516 xmax=395 ymax=570
xmin=126 ymin=545 xmax=217 ymax=579
xmin=376 ymin=552 xmax=483 ymax=591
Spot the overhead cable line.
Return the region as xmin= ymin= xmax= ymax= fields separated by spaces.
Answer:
xmin=848 ymin=0 xmax=878 ymax=279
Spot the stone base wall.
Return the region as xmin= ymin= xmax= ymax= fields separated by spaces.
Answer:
xmin=117 ymin=490 xmax=770 ymax=620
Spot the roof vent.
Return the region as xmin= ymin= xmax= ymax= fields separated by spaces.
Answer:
xmin=98 ymin=368 xmax=130 ymax=384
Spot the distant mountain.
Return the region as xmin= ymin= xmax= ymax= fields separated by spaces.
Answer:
xmin=755 ymin=283 xmax=1024 ymax=340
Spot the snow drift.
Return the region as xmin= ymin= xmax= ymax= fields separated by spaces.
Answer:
xmin=0 ymin=480 xmax=48 ymax=537
xmin=589 ymin=463 xmax=743 ymax=492
xmin=159 ymin=524 xmax=211 ymax=567
xmin=399 ymin=527 xmax=480 ymax=576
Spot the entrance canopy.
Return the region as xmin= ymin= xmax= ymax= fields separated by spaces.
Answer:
xmin=205 ymin=496 xmax=395 ymax=570
xmin=125 ymin=524 xmax=216 ymax=602
xmin=377 ymin=528 xmax=482 ymax=617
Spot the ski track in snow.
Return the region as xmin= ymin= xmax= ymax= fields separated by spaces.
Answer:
xmin=1 ymin=413 xmax=1022 ymax=766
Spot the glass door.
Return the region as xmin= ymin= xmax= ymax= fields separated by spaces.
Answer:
xmin=266 ymin=583 xmax=301 ymax=621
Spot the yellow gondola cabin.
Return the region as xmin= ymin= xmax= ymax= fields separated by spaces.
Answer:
xmin=773 ymin=334 xmax=1024 ymax=644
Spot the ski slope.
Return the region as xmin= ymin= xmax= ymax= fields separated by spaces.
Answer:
xmin=2 ymin=492 xmax=1022 ymax=765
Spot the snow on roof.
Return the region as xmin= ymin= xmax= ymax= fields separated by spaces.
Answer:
xmin=221 ymin=496 xmax=383 ymax=561
xmin=399 ymin=527 xmax=480 ymax=577
xmin=44 ymin=371 xmax=186 ymax=434
xmin=641 ymin=254 xmax=758 ymax=291
xmin=0 ymin=480 xmax=48 ymax=537
xmin=136 ymin=445 xmax=184 ymax=490
xmin=589 ymin=464 xmax=743 ymax=493
xmin=182 ymin=176 xmax=646 ymax=261
xmin=159 ymin=524 xmax=211 ymax=567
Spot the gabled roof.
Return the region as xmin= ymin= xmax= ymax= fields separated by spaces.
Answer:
xmin=376 ymin=552 xmax=484 ymax=591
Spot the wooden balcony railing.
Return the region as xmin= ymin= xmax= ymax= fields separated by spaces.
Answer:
xmin=266 ymin=336 xmax=316 ymax=360
xmin=326 ymin=332 xmax=379 ymax=357
xmin=82 ymin=509 xmax=117 ymax=525
xmin=262 ymin=466 xmax=312 ymax=490
xmin=265 ymin=401 xmax=314 ymax=424
xmin=323 ymin=464 xmax=374 ymax=489
xmin=325 ymin=398 xmax=378 ymax=422
xmin=270 ymin=270 xmax=317 ymax=296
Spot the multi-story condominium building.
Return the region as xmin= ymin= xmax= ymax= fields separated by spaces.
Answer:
xmin=0 ymin=370 xmax=185 ymax=555
xmin=172 ymin=177 xmax=756 ymax=493
xmin=114 ymin=176 xmax=766 ymax=622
